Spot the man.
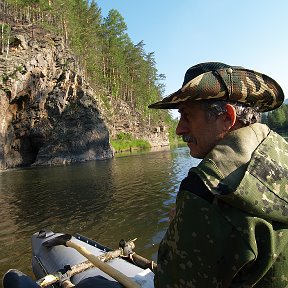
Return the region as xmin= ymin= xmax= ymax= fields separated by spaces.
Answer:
xmin=149 ymin=62 xmax=288 ymax=287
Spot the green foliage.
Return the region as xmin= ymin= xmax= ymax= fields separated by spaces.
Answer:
xmin=0 ymin=23 xmax=11 ymax=54
xmin=111 ymin=133 xmax=151 ymax=152
xmin=0 ymin=23 xmax=11 ymax=33
xmin=116 ymin=132 xmax=133 ymax=141
xmin=1 ymin=73 xmax=9 ymax=83
xmin=0 ymin=64 xmax=26 ymax=85
xmin=261 ymin=104 xmax=288 ymax=131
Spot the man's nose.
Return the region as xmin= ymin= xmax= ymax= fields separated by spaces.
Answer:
xmin=175 ymin=118 xmax=187 ymax=136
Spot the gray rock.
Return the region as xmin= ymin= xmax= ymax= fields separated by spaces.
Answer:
xmin=0 ymin=27 xmax=113 ymax=169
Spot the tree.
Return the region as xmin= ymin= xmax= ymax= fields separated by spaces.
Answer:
xmin=264 ymin=104 xmax=288 ymax=131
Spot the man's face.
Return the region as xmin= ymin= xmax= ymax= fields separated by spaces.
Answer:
xmin=176 ymin=101 xmax=228 ymax=159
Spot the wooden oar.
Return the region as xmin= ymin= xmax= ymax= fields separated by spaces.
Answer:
xmin=42 ymin=234 xmax=140 ymax=288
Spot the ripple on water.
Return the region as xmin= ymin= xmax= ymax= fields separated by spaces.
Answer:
xmin=0 ymin=147 xmax=197 ymax=279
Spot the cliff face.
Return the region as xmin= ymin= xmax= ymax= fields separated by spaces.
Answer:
xmin=0 ymin=24 xmax=169 ymax=170
xmin=0 ymin=25 xmax=114 ymax=169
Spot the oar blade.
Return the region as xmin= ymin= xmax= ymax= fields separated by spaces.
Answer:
xmin=42 ymin=234 xmax=72 ymax=248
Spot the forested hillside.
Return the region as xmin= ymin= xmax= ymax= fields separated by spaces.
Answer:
xmin=0 ymin=0 xmax=178 ymax=169
xmin=1 ymin=0 xmax=173 ymax=126
xmin=262 ymin=103 xmax=288 ymax=132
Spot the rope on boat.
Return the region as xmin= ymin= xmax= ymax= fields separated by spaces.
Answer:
xmin=37 ymin=249 xmax=126 ymax=287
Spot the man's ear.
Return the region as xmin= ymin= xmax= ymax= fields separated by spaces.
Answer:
xmin=225 ymin=104 xmax=236 ymax=128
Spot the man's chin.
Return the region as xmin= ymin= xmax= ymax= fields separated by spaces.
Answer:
xmin=188 ymin=145 xmax=203 ymax=159
xmin=187 ymin=144 xmax=195 ymax=157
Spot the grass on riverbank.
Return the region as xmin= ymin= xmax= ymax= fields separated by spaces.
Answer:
xmin=111 ymin=132 xmax=151 ymax=153
xmin=111 ymin=131 xmax=187 ymax=153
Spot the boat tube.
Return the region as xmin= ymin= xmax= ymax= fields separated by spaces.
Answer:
xmin=3 ymin=229 xmax=155 ymax=288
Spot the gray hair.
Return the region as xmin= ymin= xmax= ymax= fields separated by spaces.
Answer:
xmin=200 ymin=100 xmax=260 ymax=126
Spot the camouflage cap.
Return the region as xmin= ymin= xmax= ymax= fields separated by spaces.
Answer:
xmin=148 ymin=62 xmax=284 ymax=112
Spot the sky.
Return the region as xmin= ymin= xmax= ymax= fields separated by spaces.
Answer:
xmin=96 ymin=0 xmax=288 ymax=117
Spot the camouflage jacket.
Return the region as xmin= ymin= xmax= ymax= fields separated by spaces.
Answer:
xmin=155 ymin=123 xmax=288 ymax=288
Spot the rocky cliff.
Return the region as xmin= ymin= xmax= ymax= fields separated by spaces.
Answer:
xmin=0 ymin=24 xmax=169 ymax=170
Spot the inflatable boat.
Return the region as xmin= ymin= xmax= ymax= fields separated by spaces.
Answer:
xmin=3 ymin=229 xmax=155 ymax=288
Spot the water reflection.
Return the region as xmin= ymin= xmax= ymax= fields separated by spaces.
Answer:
xmin=0 ymin=147 xmax=199 ymax=282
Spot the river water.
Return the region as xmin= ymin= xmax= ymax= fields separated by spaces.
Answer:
xmin=0 ymin=147 xmax=199 ymax=284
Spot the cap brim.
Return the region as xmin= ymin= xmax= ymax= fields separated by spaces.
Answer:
xmin=148 ymin=89 xmax=191 ymax=109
